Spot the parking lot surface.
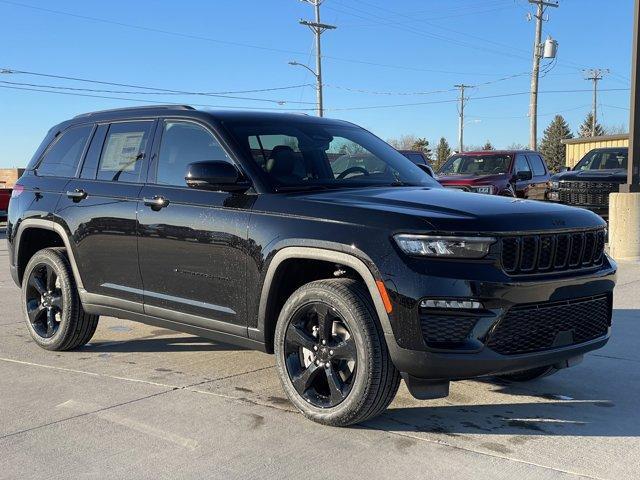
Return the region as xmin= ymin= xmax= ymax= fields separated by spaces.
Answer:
xmin=1 ymin=230 xmax=639 ymax=480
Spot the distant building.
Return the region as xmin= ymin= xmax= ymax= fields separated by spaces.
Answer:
xmin=0 ymin=168 xmax=25 ymax=188
xmin=561 ymin=134 xmax=629 ymax=168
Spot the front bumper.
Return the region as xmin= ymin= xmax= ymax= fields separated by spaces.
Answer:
xmin=383 ymin=260 xmax=616 ymax=380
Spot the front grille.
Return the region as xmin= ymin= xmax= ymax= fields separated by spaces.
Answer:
xmin=501 ymin=229 xmax=605 ymax=275
xmin=485 ymin=295 xmax=611 ymax=355
xmin=558 ymin=181 xmax=619 ymax=206
xmin=420 ymin=314 xmax=478 ymax=347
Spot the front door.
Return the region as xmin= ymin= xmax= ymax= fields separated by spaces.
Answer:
xmin=513 ymin=153 xmax=534 ymax=198
xmin=58 ymin=120 xmax=155 ymax=304
xmin=525 ymin=153 xmax=550 ymax=200
xmin=137 ymin=119 xmax=253 ymax=333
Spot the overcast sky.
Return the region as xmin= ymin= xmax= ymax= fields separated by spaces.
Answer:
xmin=0 ymin=0 xmax=634 ymax=167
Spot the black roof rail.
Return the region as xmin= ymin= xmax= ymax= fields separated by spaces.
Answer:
xmin=73 ymin=105 xmax=195 ymax=118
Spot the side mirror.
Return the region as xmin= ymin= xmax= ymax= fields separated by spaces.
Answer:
xmin=515 ymin=170 xmax=533 ymax=181
xmin=185 ymin=161 xmax=246 ymax=191
xmin=416 ymin=163 xmax=435 ymax=177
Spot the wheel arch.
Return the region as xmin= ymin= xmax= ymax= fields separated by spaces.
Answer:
xmin=14 ymin=219 xmax=85 ymax=290
xmin=252 ymin=246 xmax=392 ymax=353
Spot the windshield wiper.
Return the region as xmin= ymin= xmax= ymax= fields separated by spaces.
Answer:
xmin=274 ymin=184 xmax=337 ymax=192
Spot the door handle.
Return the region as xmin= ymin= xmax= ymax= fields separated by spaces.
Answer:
xmin=143 ymin=196 xmax=169 ymax=210
xmin=66 ymin=189 xmax=87 ymax=202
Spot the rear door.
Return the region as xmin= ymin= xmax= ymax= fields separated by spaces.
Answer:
xmin=58 ymin=120 xmax=155 ymax=305
xmin=137 ymin=119 xmax=253 ymax=332
xmin=526 ymin=153 xmax=550 ymax=200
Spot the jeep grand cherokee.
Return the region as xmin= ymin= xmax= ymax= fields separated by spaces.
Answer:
xmin=7 ymin=106 xmax=616 ymax=426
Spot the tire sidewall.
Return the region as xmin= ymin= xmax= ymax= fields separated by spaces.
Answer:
xmin=21 ymin=250 xmax=77 ymax=350
xmin=274 ymin=282 xmax=378 ymax=424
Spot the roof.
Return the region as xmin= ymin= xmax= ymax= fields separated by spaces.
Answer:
xmin=459 ymin=150 xmax=536 ymax=155
xmin=561 ymin=133 xmax=629 ymax=144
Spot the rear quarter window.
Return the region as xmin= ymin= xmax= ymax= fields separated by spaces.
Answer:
xmin=36 ymin=125 xmax=93 ymax=178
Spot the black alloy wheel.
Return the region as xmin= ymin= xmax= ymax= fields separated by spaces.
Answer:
xmin=283 ymin=302 xmax=357 ymax=408
xmin=25 ymin=263 xmax=63 ymax=339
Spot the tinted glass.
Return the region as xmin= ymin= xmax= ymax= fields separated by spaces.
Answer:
xmin=403 ymin=152 xmax=427 ymax=165
xmin=224 ymin=119 xmax=438 ymax=190
xmin=36 ymin=125 xmax=93 ymax=177
xmin=575 ymin=149 xmax=628 ymax=171
xmin=97 ymin=121 xmax=153 ymax=183
xmin=514 ymin=154 xmax=531 ymax=174
xmin=157 ymin=121 xmax=231 ymax=186
xmin=527 ymin=154 xmax=546 ymax=176
xmin=440 ymin=154 xmax=511 ymax=175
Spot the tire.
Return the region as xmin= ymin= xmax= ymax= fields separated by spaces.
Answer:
xmin=21 ymin=248 xmax=99 ymax=351
xmin=274 ymin=278 xmax=400 ymax=426
xmin=494 ymin=365 xmax=558 ymax=382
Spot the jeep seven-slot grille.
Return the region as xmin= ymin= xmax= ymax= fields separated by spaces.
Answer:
xmin=485 ymin=295 xmax=611 ymax=355
xmin=501 ymin=229 xmax=605 ymax=275
xmin=558 ymin=181 xmax=619 ymax=207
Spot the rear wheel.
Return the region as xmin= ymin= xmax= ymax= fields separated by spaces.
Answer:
xmin=22 ymin=248 xmax=99 ymax=351
xmin=274 ymin=278 xmax=400 ymax=426
xmin=495 ymin=365 xmax=558 ymax=382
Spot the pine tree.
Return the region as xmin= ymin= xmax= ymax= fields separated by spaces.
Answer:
xmin=540 ymin=115 xmax=573 ymax=173
xmin=434 ymin=137 xmax=451 ymax=171
xmin=482 ymin=141 xmax=494 ymax=150
xmin=411 ymin=137 xmax=431 ymax=159
xmin=578 ymin=112 xmax=605 ymax=137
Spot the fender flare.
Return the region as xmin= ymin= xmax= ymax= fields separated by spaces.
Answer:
xmin=14 ymin=218 xmax=85 ymax=290
xmin=250 ymin=246 xmax=393 ymax=346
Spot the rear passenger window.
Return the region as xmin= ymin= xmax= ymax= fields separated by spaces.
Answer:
xmin=97 ymin=121 xmax=153 ymax=183
xmin=36 ymin=125 xmax=93 ymax=177
xmin=156 ymin=121 xmax=230 ymax=186
xmin=527 ymin=154 xmax=547 ymax=176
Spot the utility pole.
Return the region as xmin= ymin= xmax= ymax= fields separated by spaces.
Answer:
xmin=528 ymin=0 xmax=558 ymax=150
xmin=294 ymin=0 xmax=335 ymax=117
xmin=454 ymin=84 xmax=471 ymax=152
xmin=621 ymin=0 xmax=640 ymax=193
xmin=584 ymin=68 xmax=609 ymax=136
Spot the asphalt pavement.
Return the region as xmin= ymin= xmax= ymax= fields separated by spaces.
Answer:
xmin=1 ymin=228 xmax=639 ymax=480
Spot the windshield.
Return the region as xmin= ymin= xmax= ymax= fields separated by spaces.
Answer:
xmin=574 ymin=149 xmax=628 ymax=171
xmin=439 ymin=154 xmax=511 ymax=175
xmin=221 ymin=118 xmax=438 ymax=191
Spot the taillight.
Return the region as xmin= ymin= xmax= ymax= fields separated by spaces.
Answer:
xmin=11 ymin=185 xmax=25 ymax=198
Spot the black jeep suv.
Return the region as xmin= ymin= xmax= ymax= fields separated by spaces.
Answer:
xmin=7 ymin=106 xmax=616 ymax=426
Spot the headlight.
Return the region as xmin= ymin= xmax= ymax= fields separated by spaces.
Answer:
xmin=394 ymin=234 xmax=496 ymax=258
xmin=472 ymin=185 xmax=495 ymax=195
xmin=550 ymin=181 xmax=559 ymax=189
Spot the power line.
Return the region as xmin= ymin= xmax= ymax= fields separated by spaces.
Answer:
xmin=0 ymin=85 xmax=315 ymax=111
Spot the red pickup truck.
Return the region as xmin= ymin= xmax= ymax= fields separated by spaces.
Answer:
xmin=0 ymin=183 xmax=11 ymax=220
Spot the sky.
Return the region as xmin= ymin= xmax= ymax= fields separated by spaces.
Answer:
xmin=0 ymin=0 xmax=634 ymax=168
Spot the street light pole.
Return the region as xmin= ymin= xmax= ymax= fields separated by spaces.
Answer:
xmin=298 ymin=0 xmax=335 ymax=117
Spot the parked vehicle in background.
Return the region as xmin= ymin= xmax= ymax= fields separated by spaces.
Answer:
xmin=437 ymin=150 xmax=551 ymax=199
xmin=0 ymin=182 xmax=12 ymax=220
xmin=547 ymin=147 xmax=628 ymax=219
xmin=397 ymin=150 xmax=434 ymax=176
xmin=8 ymin=106 xmax=616 ymax=427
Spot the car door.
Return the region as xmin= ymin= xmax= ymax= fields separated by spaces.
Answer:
xmin=137 ymin=119 xmax=253 ymax=334
xmin=525 ymin=153 xmax=550 ymax=200
xmin=512 ymin=153 xmax=534 ymax=198
xmin=57 ymin=120 xmax=155 ymax=306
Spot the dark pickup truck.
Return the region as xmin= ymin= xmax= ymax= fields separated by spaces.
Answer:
xmin=0 ymin=183 xmax=11 ymax=220
xmin=547 ymin=147 xmax=628 ymax=219
xmin=8 ymin=106 xmax=616 ymax=426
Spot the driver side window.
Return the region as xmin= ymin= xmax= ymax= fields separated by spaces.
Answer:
xmin=156 ymin=121 xmax=230 ymax=186
xmin=514 ymin=155 xmax=531 ymax=174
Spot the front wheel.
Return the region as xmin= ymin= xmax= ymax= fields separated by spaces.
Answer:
xmin=274 ymin=278 xmax=400 ymax=426
xmin=22 ymin=248 xmax=99 ymax=351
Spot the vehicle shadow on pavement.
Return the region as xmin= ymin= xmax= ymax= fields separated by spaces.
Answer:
xmin=364 ymin=308 xmax=639 ymax=438
xmin=84 ymin=336 xmax=247 ymax=353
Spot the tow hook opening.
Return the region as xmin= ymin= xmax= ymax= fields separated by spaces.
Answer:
xmin=401 ymin=373 xmax=450 ymax=400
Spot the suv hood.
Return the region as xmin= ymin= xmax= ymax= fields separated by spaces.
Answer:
xmin=552 ymin=169 xmax=628 ymax=182
xmin=291 ymin=186 xmax=604 ymax=233
xmin=437 ymin=173 xmax=508 ymax=185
